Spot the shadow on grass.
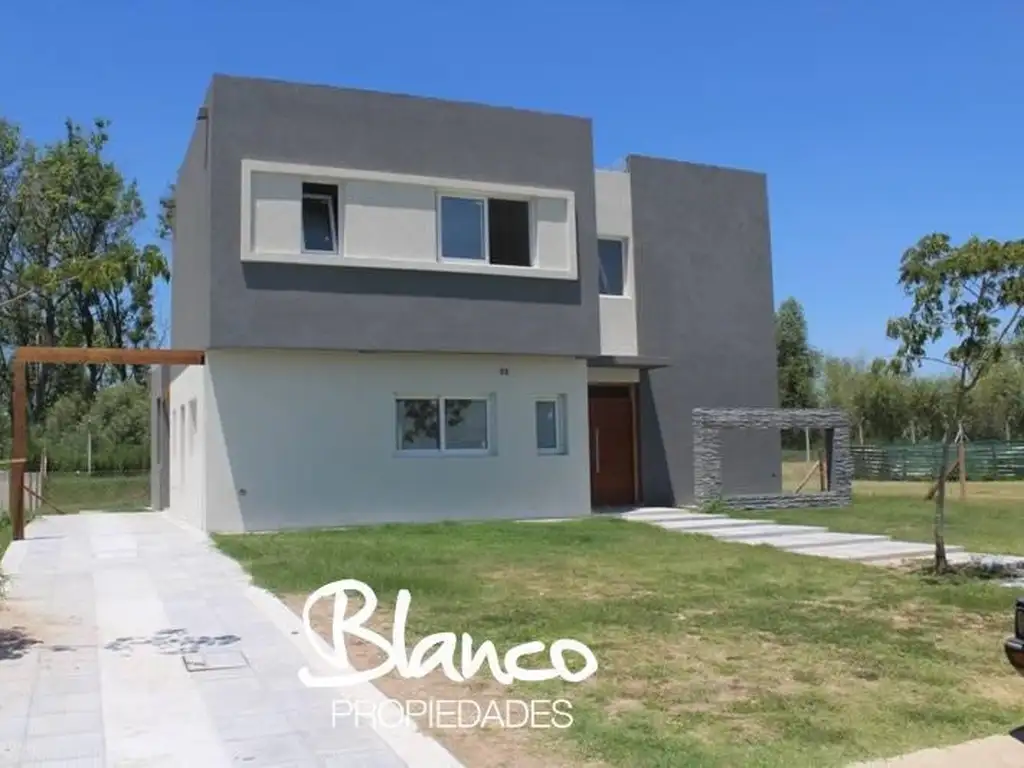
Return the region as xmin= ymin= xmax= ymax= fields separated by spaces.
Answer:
xmin=0 ymin=625 xmax=41 ymax=661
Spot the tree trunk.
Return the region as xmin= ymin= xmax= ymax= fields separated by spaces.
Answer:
xmin=933 ymin=437 xmax=951 ymax=573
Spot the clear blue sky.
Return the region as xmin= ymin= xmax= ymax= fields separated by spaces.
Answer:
xmin=3 ymin=0 xmax=1021 ymax=359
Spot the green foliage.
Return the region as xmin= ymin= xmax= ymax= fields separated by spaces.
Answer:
xmin=0 ymin=116 xmax=169 ymax=422
xmin=32 ymin=382 xmax=150 ymax=472
xmin=816 ymin=354 xmax=1024 ymax=444
xmin=775 ymin=297 xmax=817 ymax=409
xmin=699 ymin=498 xmax=731 ymax=516
xmin=886 ymin=233 xmax=1024 ymax=570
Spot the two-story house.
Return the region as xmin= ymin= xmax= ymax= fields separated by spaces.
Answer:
xmin=150 ymin=74 xmax=781 ymax=533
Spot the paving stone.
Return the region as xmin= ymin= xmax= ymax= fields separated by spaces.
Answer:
xmin=20 ymin=732 xmax=104 ymax=762
xmin=3 ymin=512 xmax=458 ymax=768
xmin=754 ymin=532 xmax=887 ymax=549
xmin=708 ymin=523 xmax=827 ymax=540
xmin=27 ymin=710 xmax=103 ymax=737
xmin=223 ymin=733 xmax=318 ymax=765
xmin=33 ymin=672 xmax=100 ymax=696
xmin=657 ymin=518 xmax=764 ymax=531
xmin=29 ymin=691 xmax=101 ymax=717
xmin=0 ymin=739 xmax=20 ymax=765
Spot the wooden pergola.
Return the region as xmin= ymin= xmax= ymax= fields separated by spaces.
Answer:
xmin=8 ymin=347 xmax=206 ymax=541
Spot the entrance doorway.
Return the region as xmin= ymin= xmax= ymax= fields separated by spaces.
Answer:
xmin=588 ymin=385 xmax=637 ymax=507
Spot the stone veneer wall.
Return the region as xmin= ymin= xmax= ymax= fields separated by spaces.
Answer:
xmin=693 ymin=407 xmax=853 ymax=511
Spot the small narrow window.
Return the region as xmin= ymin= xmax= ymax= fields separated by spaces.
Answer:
xmin=439 ymin=196 xmax=486 ymax=260
xmin=179 ymin=407 xmax=187 ymax=483
xmin=536 ymin=397 xmax=566 ymax=454
xmin=302 ymin=182 xmax=339 ymax=253
xmin=188 ymin=399 xmax=197 ymax=457
xmin=598 ymin=239 xmax=626 ymax=296
xmin=488 ymin=198 xmax=531 ymax=267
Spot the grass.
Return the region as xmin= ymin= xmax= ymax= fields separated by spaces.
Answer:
xmin=775 ymin=461 xmax=1024 ymax=556
xmin=216 ymin=518 xmax=1023 ymax=768
xmin=40 ymin=471 xmax=149 ymax=514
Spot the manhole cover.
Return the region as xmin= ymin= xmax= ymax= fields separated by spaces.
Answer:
xmin=181 ymin=650 xmax=250 ymax=672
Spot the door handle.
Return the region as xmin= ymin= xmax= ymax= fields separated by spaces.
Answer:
xmin=594 ymin=429 xmax=601 ymax=474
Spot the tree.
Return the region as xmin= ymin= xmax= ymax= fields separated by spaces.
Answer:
xmin=776 ymin=297 xmax=817 ymax=409
xmin=851 ymin=359 xmax=911 ymax=443
xmin=0 ymin=117 xmax=168 ymax=423
xmin=887 ymin=233 xmax=1024 ymax=571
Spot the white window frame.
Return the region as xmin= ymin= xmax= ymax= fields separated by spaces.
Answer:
xmin=436 ymin=193 xmax=537 ymax=267
xmin=395 ymin=395 xmax=493 ymax=456
xmin=300 ymin=185 xmax=340 ymax=255
xmin=535 ymin=396 xmax=567 ymax=455
xmin=598 ymin=237 xmax=629 ymax=297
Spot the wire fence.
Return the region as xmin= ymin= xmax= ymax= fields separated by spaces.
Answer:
xmin=851 ymin=441 xmax=1024 ymax=481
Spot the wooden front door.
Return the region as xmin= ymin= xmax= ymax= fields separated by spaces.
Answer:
xmin=588 ymin=385 xmax=637 ymax=507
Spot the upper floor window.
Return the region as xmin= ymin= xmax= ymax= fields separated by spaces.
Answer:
xmin=302 ymin=182 xmax=340 ymax=253
xmin=439 ymin=196 xmax=486 ymax=260
xmin=439 ymin=195 xmax=532 ymax=267
xmin=598 ymin=238 xmax=626 ymax=296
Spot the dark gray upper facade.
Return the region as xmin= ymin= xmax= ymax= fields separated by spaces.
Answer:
xmin=173 ymin=74 xmax=601 ymax=357
xmin=170 ymin=74 xmax=781 ymax=503
xmin=629 ymin=157 xmax=781 ymax=503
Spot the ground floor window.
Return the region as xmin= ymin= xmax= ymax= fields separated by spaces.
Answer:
xmin=396 ymin=396 xmax=491 ymax=454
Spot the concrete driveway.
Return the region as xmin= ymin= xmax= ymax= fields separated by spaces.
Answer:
xmin=0 ymin=512 xmax=461 ymax=767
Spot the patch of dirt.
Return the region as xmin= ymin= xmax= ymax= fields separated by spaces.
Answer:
xmin=285 ymin=594 xmax=606 ymax=768
xmin=0 ymin=602 xmax=44 ymax=660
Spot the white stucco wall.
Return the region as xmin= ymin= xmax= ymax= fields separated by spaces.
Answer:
xmin=595 ymin=169 xmax=638 ymax=356
xmin=203 ymin=350 xmax=591 ymax=533
xmin=168 ymin=364 xmax=206 ymax=530
xmin=241 ymin=159 xmax=578 ymax=280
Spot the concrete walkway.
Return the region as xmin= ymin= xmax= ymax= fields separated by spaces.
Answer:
xmin=0 ymin=512 xmax=462 ymax=767
xmin=619 ymin=508 xmax=967 ymax=564
xmin=850 ymin=734 xmax=1024 ymax=767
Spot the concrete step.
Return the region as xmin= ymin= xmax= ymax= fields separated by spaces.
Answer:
xmin=657 ymin=518 xmax=764 ymax=532
xmin=748 ymin=532 xmax=888 ymax=550
xmin=621 ymin=508 xmax=712 ymax=520
xmin=708 ymin=524 xmax=827 ymax=541
xmin=623 ymin=512 xmax=725 ymax=524
xmin=795 ymin=539 xmax=965 ymax=563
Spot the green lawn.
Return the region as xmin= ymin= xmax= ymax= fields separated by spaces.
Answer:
xmin=739 ymin=494 xmax=1024 ymax=556
xmin=216 ymin=518 xmax=1022 ymax=768
xmin=40 ymin=472 xmax=150 ymax=514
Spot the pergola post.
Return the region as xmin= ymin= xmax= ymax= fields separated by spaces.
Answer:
xmin=9 ymin=359 xmax=26 ymax=540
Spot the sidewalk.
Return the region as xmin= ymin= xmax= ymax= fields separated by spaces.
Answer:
xmin=850 ymin=734 xmax=1024 ymax=767
xmin=0 ymin=512 xmax=462 ymax=767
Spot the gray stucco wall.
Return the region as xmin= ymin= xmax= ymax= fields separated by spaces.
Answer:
xmin=629 ymin=156 xmax=781 ymax=505
xmin=149 ymin=365 xmax=170 ymax=510
xmin=170 ymin=87 xmax=212 ymax=352
xmin=202 ymin=75 xmax=600 ymax=357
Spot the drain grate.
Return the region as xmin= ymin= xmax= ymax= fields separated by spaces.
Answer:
xmin=181 ymin=650 xmax=250 ymax=672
